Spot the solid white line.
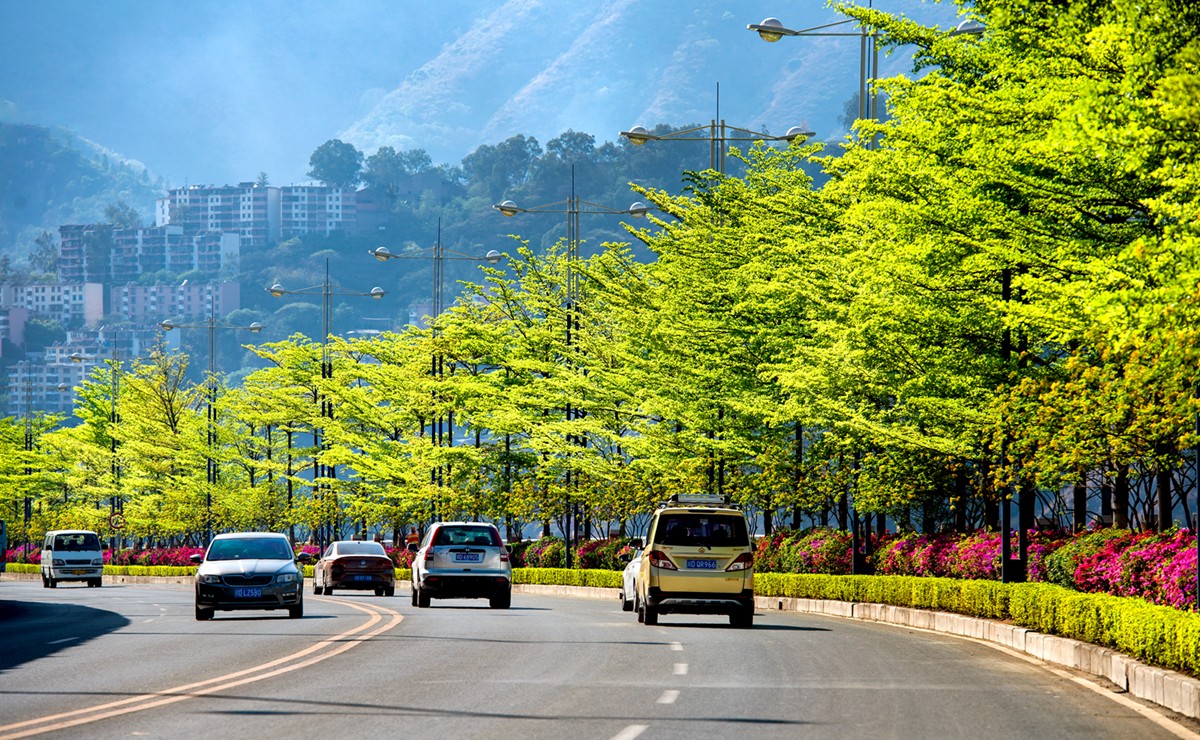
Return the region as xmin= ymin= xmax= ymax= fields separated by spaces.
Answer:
xmin=46 ymin=638 xmax=77 ymax=645
xmin=669 ymin=641 xmax=683 ymax=652
xmin=656 ymin=690 xmax=680 ymax=704
xmin=673 ymin=663 xmax=688 ymax=676
xmin=610 ymin=725 xmax=647 ymax=740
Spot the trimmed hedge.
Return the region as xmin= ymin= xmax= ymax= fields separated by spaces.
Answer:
xmin=755 ymin=572 xmax=1200 ymax=677
xmin=513 ymin=567 xmax=622 ymax=589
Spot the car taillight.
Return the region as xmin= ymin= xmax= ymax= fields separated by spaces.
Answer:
xmin=500 ymin=551 xmax=510 ymax=563
xmin=424 ymin=549 xmax=435 ymax=563
xmin=725 ymin=552 xmax=753 ymax=572
xmin=647 ymin=550 xmax=677 ymax=570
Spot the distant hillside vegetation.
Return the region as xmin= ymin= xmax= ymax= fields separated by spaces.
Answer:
xmin=0 ymin=122 xmax=162 ymax=259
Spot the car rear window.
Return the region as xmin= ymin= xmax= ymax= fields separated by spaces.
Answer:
xmin=207 ymin=538 xmax=293 ymax=561
xmin=655 ymin=514 xmax=749 ymax=547
xmin=335 ymin=541 xmax=387 ymax=556
xmin=54 ymin=533 xmax=101 ymax=551
xmin=433 ymin=526 xmax=501 ymax=547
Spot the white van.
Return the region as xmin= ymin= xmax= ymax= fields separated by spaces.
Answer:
xmin=41 ymin=530 xmax=104 ymax=588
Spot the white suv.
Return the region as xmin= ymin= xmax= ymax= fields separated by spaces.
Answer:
xmin=408 ymin=522 xmax=512 ymax=609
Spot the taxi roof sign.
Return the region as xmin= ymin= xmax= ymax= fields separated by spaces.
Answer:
xmin=661 ymin=493 xmax=735 ymax=509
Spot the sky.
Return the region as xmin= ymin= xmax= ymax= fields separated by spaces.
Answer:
xmin=0 ymin=0 xmax=962 ymax=188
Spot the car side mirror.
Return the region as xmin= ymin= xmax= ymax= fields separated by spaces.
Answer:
xmin=629 ymin=538 xmax=643 ymax=549
xmin=406 ymin=542 xmax=419 ymax=553
xmin=296 ymin=553 xmax=312 ymax=564
xmin=618 ymin=552 xmax=631 ymax=563
xmin=189 ymin=553 xmax=203 ymax=564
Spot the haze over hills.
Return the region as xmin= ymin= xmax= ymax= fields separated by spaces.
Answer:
xmin=0 ymin=0 xmax=962 ymax=192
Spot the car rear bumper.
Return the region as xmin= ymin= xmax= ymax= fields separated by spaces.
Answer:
xmin=416 ymin=573 xmax=510 ymax=599
xmin=329 ymin=573 xmax=394 ymax=590
xmin=646 ymin=587 xmax=754 ymax=615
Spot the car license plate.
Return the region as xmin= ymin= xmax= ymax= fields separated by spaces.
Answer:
xmin=453 ymin=553 xmax=482 ymax=563
xmin=71 ymin=569 xmax=88 ymax=575
xmin=687 ymin=559 xmax=717 ymax=570
xmin=353 ymin=575 xmax=372 ymax=581
xmin=234 ymin=588 xmax=262 ymax=598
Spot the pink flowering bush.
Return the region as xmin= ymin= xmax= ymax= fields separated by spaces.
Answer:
xmin=5 ymin=545 xmax=41 ymax=564
xmin=111 ymin=547 xmax=204 ymax=567
xmin=756 ymin=528 xmax=854 ymax=575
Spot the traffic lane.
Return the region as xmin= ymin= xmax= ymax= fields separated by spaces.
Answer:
xmin=0 ymin=595 xmax=130 ymax=672
xmin=0 ymin=582 xmax=392 ymax=728
xmin=4 ymin=591 xmax=1194 ymax=740
xmin=150 ymin=595 xmax=1190 ymax=740
xmin=40 ymin=594 xmax=694 ymax=740
xmin=631 ymin=610 xmax=1194 ymax=740
xmin=92 ymin=593 xmax=1193 ymax=740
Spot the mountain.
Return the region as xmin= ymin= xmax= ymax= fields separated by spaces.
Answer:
xmin=342 ymin=0 xmax=961 ymax=167
xmin=0 ymin=1 xmax=960 ymax=188
xmin=0 ymin=123 xmax=162 ymax=259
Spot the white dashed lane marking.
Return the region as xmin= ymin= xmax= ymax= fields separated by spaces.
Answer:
xmin=611 ymin=724 xmax=647 ymax=740
xmin=673 ymin=663 xmax=688 ymax=676
xmin=669 ymin=641 xmax=682 ymax=651
xmin=656 ymin=690 xmax=680 ymax=704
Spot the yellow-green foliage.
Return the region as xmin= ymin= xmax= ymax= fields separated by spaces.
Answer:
xmin=756 ymin=573 xmax=1200 ymax=677
xmin=513 ymin=567 xmax=622 ymax=589
xmin=4 ymin=564 xmax=38 ymax=574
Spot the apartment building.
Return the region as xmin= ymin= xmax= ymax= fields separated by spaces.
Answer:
xmin=59 ymin=224 xmax=240 ymax=285
xmin=110 ymin=281 xmax=240 ymax=324
xmin=155 ymin=183 xmax=357 ymax=246
xmin=0 ymin=283 xmax=104 ymax=327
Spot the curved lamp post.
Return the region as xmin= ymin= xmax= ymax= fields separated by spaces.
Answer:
xmin=160 ymin=310 xmax=262 ymax=545
xmin=267 ymin=259 xmax=384 ymax=548
xmin=70 ymin=348 xmax=122 ymax=552
xmin=493 ymin=185 xmax=647 ymax=564
xmin=620 ymin=123 xmax=813 ymax=174
xmin=370 ymin=221 xmax=505 ymax=524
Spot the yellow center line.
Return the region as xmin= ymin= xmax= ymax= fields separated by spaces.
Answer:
xmin=0 ymin=598 xmax=402 ymax=739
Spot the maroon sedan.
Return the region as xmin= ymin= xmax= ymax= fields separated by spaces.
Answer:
xmin=313 ymin=540 xmax=396 ymax=597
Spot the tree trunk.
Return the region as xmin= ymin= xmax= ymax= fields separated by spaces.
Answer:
xmin=1113 ymin=465 xmax=1129 ymax=529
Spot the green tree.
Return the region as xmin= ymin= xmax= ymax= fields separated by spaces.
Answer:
xmin=307 ymin=139 xmax=364 ymax=188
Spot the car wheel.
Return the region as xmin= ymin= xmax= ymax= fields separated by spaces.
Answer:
xmin=48 ymin=577 xmax=57 ymax=589
xmin=289 ymin=602 xmax=303 ymax=619
xmin=313 ymin=580 xmax=323 ymax=595
xmin=195 ymin=604 xmax=213 ymax=621
xmin=489 ymin=590 xmax=511 ymax=609
xmin=417 ymin=586 xmax=431 ymax=609
xmin=620 ymin=589 xmax=633 ymax=612
xmin=41 ymin=574 xmax=49 ymax=588
xmin=385 ymin=586 xmax=395 ymax=597
xmin=410 ymin=584 xmax=418 ymax=607
xmin=641 ymin=602 xmax=658 ymax=626
xmin=91 ymin=578 xmax=102 ymax=588
xmin=730 ymin=606 xmax=754 ymax=629
xmin=635 ymin=594 xmax=644 ymax=623
xmin=375 ymin=588 xmax=384 ymax=596
xmin=325 ymin=587 xmax=333 ymax=596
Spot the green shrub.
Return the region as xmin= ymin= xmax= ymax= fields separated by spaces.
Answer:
xmin=513 ymin=568 xmax=622 ymax=589
xmin=1042 ymin=528 xmax=1129 ymax=588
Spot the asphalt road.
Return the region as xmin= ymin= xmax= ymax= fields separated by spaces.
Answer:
xmin=0 ymin=580 xmax=1195 ymax=739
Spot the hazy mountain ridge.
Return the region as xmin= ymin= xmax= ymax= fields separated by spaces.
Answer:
xmin=0 ymin=123 xmax=161 ymax=259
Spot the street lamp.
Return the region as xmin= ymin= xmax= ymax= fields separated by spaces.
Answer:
xmin=747 ymin=15 xmax=879 ymax=147
xmin=13 ymin=362 xmax=69 ymax=549
xmin=493 ymin=181 xmax=647 ymax=564
xmin=70 ymin=348 xmax=122 ymax=552
xmin=620 ymin=122 xmax=813 ymax=174
xmin=370 ymin=221 xmax=504 ymax=522
xmin=160 ymin=307 xmax=262 ymax=544
xmin=267 ymin=259 xmax=384 ymax=549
